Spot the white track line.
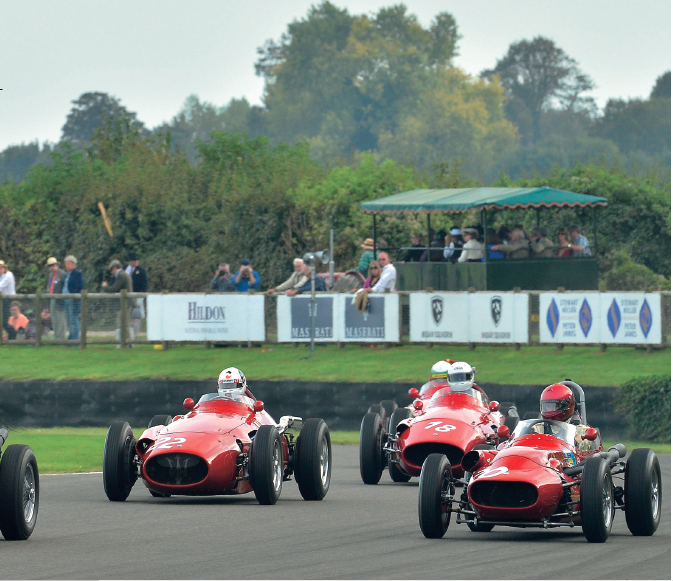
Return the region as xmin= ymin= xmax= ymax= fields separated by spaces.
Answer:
xmin=42 ymin=472 xmax=103 ymax=476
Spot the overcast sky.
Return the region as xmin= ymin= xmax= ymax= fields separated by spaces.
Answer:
xmin=1 ymin=0 xmax=670 ymax=151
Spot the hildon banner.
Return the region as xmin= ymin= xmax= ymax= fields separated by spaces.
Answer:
xmin=539 ymin=292 xmax=661 ymax=344
xmin=409 ymin=292 xmax=529 ymax=344
xmin=147 ymin=294 xmax=265 ymax=341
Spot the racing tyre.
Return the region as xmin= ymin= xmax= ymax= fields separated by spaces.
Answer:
xmin=0 ymin=445 xmax=39 ymax=540
xmin=419 ymin=454 xmax=452 ymax=538
xmin=359 ymin=412 xmax=384 ymax=485
xmin=368 ymin=404 xmax=385 ymax=421
xmin=580 ymin=455 xmax=614 ymax=543
xmin=249 ymin=425 xmax=283 ymax=505
xmin=148 ymin=415 xmax=173 ymax=428
xmin=103 ymin=422 xmax=137 ymax=502
xmin=295 ymin=419 xmax=331 ymax=501
xmin=467 ymin=521 xmax=495 ymax=533
xmin=380 ymin=400 xmax=397 ymax=422
xmin=149 ymin=490 xmax=171 ymax=498
xmin=499 ymin=402 xmax=519 ymax=431
xmin=624 ymin=448 xmax=661 ymax=536
xmin=388 ymin=407 xmax=411 ymax=435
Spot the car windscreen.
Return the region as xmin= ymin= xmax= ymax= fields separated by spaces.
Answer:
xmin=428 ymin=386 xmax=484 ymax=407
xmin=419 ymin=379 xmax=449 ymax=396
xmin=197 ymin=393 xmax=254 ymax=405
xmin=512 ymin=419 xmax=577 ymax=446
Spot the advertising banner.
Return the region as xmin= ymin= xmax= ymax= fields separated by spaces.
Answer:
xmin=409 ymin=292 xmax=529 ymax=344
xmin=147 ymin=294 xmax=265 ymax=342
xmin=539 ymin=292 xmax=661 ymax=344
xmin=277 ymin=295 xmax=335 ymax=342
xmin=340 ymin=294 xmax=400 ymax=342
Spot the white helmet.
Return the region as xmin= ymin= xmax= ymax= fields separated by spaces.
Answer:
xmin=430 ymin=360 xmax=452 ymax=380
xmin=218 ymin=367 xmax=247 ymax=398
xmin=448 ymin=361 xmax=475 ymax=392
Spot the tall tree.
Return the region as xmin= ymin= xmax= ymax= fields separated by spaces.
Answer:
xmin=650 ymin=71 xmax=671 ymax=99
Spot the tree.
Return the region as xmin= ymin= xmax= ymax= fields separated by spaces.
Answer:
xmin=0 ymin=142 xmax=52 ymax=183
xmin=650 ymin=71 xmax=671 ymax=100
xmin=481 ymin=37 xmax=595 ymax=143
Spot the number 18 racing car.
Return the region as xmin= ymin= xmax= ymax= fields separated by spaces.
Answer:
xmin=418 ymin=381 xmax=662 ymax=543
xmin=103 ymin=367 xmax=331 ymax=505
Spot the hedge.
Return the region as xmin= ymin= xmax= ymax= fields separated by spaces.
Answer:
xmin=615 ymin=375 xmax=671 ymax=443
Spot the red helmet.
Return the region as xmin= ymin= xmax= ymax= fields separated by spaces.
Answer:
xmin=540 ymin=383 xmax=575 ymax=421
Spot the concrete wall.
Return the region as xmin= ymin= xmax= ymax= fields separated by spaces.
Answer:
xmin=0 ymin=380 xmax=626 ymax=437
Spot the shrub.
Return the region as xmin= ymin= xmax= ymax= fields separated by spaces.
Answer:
xmin=615 ymin=375 xmax=671 ymax=442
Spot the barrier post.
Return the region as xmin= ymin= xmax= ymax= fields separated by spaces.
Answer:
xmin=80 ymin=291 xmax=87 ymax=350
xmin=35 ymin=291 xmax=43 ymax=348
xmin=120 ymin=289 xmax=128 ymax=349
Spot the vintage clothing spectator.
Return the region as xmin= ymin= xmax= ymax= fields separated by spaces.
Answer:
xmin=355 ymin=238 xmax=375 ymax=276
xmin=363 ymin=252 xmax=396 ymax=293
xmin=102 ymin=259 xmax=134 ymax=344
xmin=557 ymin=229 xmax=573 ymax=258
xmin=0 ymin=259 xmax=16 ymax=337
xmin=233 ymin=259 xmax=260 ymax=292
xmin=126 ymin=252 xmax=148 ymax=341
xmin=458 ymin=228 xmax=484 ymax=263
xmin=210 ymin=262 xmax=236 ymax=292
xmin=490 ymin=229 xmax=530 ymax=259
xmin=569 ymin=225 xmax=591 ymax=256
xmin=63 ymin=255 xmax=84 ymax=340
xmin=46 ymin=257 xmax=67 ymax=340
xmin=268 ymin=258 xmax=308 ymax=293
xmin=401 ymin=234 xmax=425 ymax=263
xmin=7 ymin=301 xmax=29 ymax=340
xmin=530 ymin=228 xmax=555 ymax=258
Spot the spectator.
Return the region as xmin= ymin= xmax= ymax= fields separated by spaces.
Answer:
xmin=401 ymin=233 xmax=425 ymax=263
xmin=233 ymin=259 xmax=260 ymax=292
xmin=363 ymin=252 xmax=396 ymax=293
xmin=569 ymin=225 xmax=591 ymax=256
xmin=486 ymin=229 xmax=505 ymax=260
xmin=514 ymin=224 xmax=530 ymax=240
xmin=497 ymin=225 xmax=512 ymax=245
xmin=210 ymin=262 xmax=235 ymax=292
xmin=62 ymin=255 xmax=84 ymax=341
xmin=268 ymin=258 xmax=307 ymax=293
xmin=286 ymin=262 xmax=327 ymax=296
xmin=458 ymin=228 xmax=484 ymax=263
xmin=490 ymin=229 xmax=530 ymax=259
xmin=46 ymin=257 xmax=67 ymax=340
xmin=126 ymin=252 xmax=148 ymax=341
xmin=443 ymin=227 xmax=464 ymax=262
xmin=102 ymin=259 xmax=134 ymax=345
xmin=0 ymin=259 xmax=16 ymax=337
xmin=557 ymin=229 xmax=573 ymax=258
xmin=355 ymin=238 xmax=375 ymax=276
xmin=350 ymin=261 xmax=381 ymax=293
xmin=530 ymin=227 xmax=555 ymax=258
xmin=7 ymin=301 xmax=29 ymax=341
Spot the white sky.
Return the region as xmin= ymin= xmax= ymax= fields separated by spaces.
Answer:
xmin=1 ymin=0 xmax=670 ymax=151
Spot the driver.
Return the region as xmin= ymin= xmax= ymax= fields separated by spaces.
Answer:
xmin=217 ymin=367 xmax=254 ymax=404
xmin=448 ymin=361 xmax=486 ymax=396
xmin=419 ymin=360 xmax=453 ymax=398
xmin=539 ymin=383 xmax=594 ymax=450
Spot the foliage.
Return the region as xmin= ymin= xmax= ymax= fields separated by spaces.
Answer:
xmin=650 ymin=71 xmax=671 ymax=99
xmin=601 ymin=250 xmax=670 ymax=292
xmin=0 ymin=142 xmax=53 ymax=183
xmin=615 ymin=376 xmax=671 ymax=442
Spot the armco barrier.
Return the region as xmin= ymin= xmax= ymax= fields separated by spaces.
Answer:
xmin=0 ymin=380 xmax=626 ymax=438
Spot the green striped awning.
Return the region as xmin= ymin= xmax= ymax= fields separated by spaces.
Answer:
xmin=360 ymin=187 xmax=608 ymax=214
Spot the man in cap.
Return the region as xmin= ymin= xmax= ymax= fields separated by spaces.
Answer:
xmin=0 ymin=259 xmax=16 ymax=338
xmin=233 ymin=259 xmax=260 ymax=292
xmin=46 ymin=257 xmax=67 ymax=340
xmin=62 ymin=255 xmax=84 ymax=340
xmin=443 ymin=227 xmax=464 ymax=262
xmin=355 ymin=238 xmax=375 ymax=276
xmin=126 ymin=252 xmax=148 ymax=341
xmin=457 ymin=228 xmax=484 ymax=263
xmin=102 ymin=259 xmax=134 ymax=345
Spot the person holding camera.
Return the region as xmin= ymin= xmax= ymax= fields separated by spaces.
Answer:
xmin=233 ymin=259 xmax=260 ymax=292
xmin=210 ymin=262 xmax=235 ymax=292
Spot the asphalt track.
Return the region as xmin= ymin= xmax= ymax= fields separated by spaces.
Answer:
xmin=1 ymin=447 xmax=670 ymax=579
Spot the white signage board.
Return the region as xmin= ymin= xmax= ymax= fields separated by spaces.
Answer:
xmin=147 ymin=294 xmax=265 ymax=342
xmin=277 ymin=295 xmax=336 ymax=342
xmin=338 ymin=293 xmax=400 ymax=343
xmin=539 ymin=292 xmax=661 ymax=344
xmin=409 ymin=292 xmax=529 ymax=344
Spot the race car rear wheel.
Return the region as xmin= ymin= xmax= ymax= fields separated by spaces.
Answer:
xmin=418 ymin=453 xmax=452 ymax=538
xmin=467 ymin=521 xmax=495 ymax=533
xmin=0 ymin=445 xmax=39 ymax=540
xmin=580 ymin=455 xmax=614 ymax=543
xmin=103 ymin=422 xmax=137 ymax=502
xmin=148 ymin=415 xmax=173 ymax=429
xmin=624 ymin=448 xmax=661 ymax=536
xmin=295 ymin=419 xmax=331 ymax=501
xmin=359 ymin=412 xmax=384 ymax=485
xmin=249 ymin=425 xmax=283 ymax=505
xmin=388 ymin=408 xmax=412 ymax=483
xmin=380 ymin=400 xmax=397 ymax=422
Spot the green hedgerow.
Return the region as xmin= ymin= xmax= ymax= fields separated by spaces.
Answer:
xmin=615 ymin=375 xmax=671 ymax=443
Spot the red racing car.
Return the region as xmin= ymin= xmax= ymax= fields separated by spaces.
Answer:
xmin=360 ymin=361 xmax=519 ymax=485
xmin=418 ymin=381 xmax=662 ymax=543
xmin=103 ymin=369 xmax=332 ymax=505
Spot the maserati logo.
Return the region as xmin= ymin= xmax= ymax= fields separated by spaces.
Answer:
xmin=491 ymin=296 xmax=502 ymax=327
xmin=431 ymin=296 xmax=443 ymax=325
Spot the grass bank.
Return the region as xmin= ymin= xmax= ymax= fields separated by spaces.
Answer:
xmin=0 ymin=344 xmax=669 ymax=386
xmin=4 ymin=428 xmax=669 ymax=474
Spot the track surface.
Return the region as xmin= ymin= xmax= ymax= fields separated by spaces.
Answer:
xmin=1 ymin=447 xmax=670 ymax=579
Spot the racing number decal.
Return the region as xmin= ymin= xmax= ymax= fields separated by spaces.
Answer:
xmin=148 ymin=436 xmax=187 ymax=451
xmin=477 ymin=466 xmax=509 ymax=479
xmin=424 ymin=421 xmax=457 ymax=432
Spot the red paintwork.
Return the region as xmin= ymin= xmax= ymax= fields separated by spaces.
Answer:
xmin=135 ymin=394 xmax=280 ymax=497
xmin=467 ymin=427 xmax=603 ymax=522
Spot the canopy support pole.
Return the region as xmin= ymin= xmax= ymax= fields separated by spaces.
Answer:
xmin=593 ymin=207 xmax=598 ymax=257
xmin=426 ymin=213 xmax=432 ymax=254
xmin=482 ymin=209 xmax=488 ymax=263
xmin=373 ymin=214 xmax=377 ymax=257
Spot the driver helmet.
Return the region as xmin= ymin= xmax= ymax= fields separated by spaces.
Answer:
xmin=218 ymin=367 xmax=247 ymax=399
xmin=540 ymin=383 xmax=575 ymax=422
xmin=429 ymin=360 xmax=452 ymax=381
xmin=447 ymin=361 xmax=475 ymax=392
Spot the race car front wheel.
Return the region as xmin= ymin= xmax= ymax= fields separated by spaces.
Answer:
xmin=0 ymin=445 xmax=39 ymax=540
xmin=388 ymin=407 xmax=412 ymax=483
xmin=625 ymin=448 xmax=661 ymax=536
xmin=359 ymin=412 xmax=384 ymax=485
xmin=148 ymin=415 xmax=173 ymax=429
xmin=295 ymin=418 xmax=331 ymax=501
xmin=103 ymin=422 xmax=137 ymax=502
xmin=580 ymin=455 xmax=614 ymax=543
xmin=418 ymin=453 xmax=452 ymax=538
xmin=250 ymin=425 xmax=283 ymax=505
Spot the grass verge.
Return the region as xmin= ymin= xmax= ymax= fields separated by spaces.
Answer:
xmin=4 ymin=428 xmax=669 ymax=474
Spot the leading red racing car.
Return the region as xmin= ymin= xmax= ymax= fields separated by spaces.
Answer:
xmin=360 ymin=360 xmax=519 ymax=485
xmin=418 ymin=381 xmax=662 ymax=543
xmin=103 ymin=367 xmax=331 ymax=505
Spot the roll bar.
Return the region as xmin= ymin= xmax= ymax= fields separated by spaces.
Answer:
xmin=561 ymin=380 xmax=587 ymax=424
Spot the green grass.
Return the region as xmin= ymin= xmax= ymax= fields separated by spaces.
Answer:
xmin=4 ymin=428 xmax=669 ymax=474
xmin=0 ymin=343 xmax=669 ymax=386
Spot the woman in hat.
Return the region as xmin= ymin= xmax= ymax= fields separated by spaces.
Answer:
xmin=457 ymin=228 xmax=484 ymax=263
xmin=355 ymin=238 xmax=375 ymax=277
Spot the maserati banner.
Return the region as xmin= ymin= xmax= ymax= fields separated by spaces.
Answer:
xmin=277 ymin=295 xmax=335 ymax=342
xmin=147 ymin=294 xmax=265 ymax=341
xmin=539 ymin=292 xmax=662 ymax=344
xmin=409 ymin=292 xmax=529 ymax=343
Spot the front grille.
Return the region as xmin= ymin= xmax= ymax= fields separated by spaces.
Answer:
xmin=404 ymin=443 xmax=463 ymax=468
xmin=471 ymin=481 xmax=538 ymax=508
xmin=146 ymin=453 xmax=208 ymax=486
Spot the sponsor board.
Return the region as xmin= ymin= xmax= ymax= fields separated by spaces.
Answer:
xmin=539 ymin=292 xmax=661 ymax=344
xmin=147 ymin=294 xmax=265 ymax=341
xmin=277 ymin=295 xmax=335 ymax=342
